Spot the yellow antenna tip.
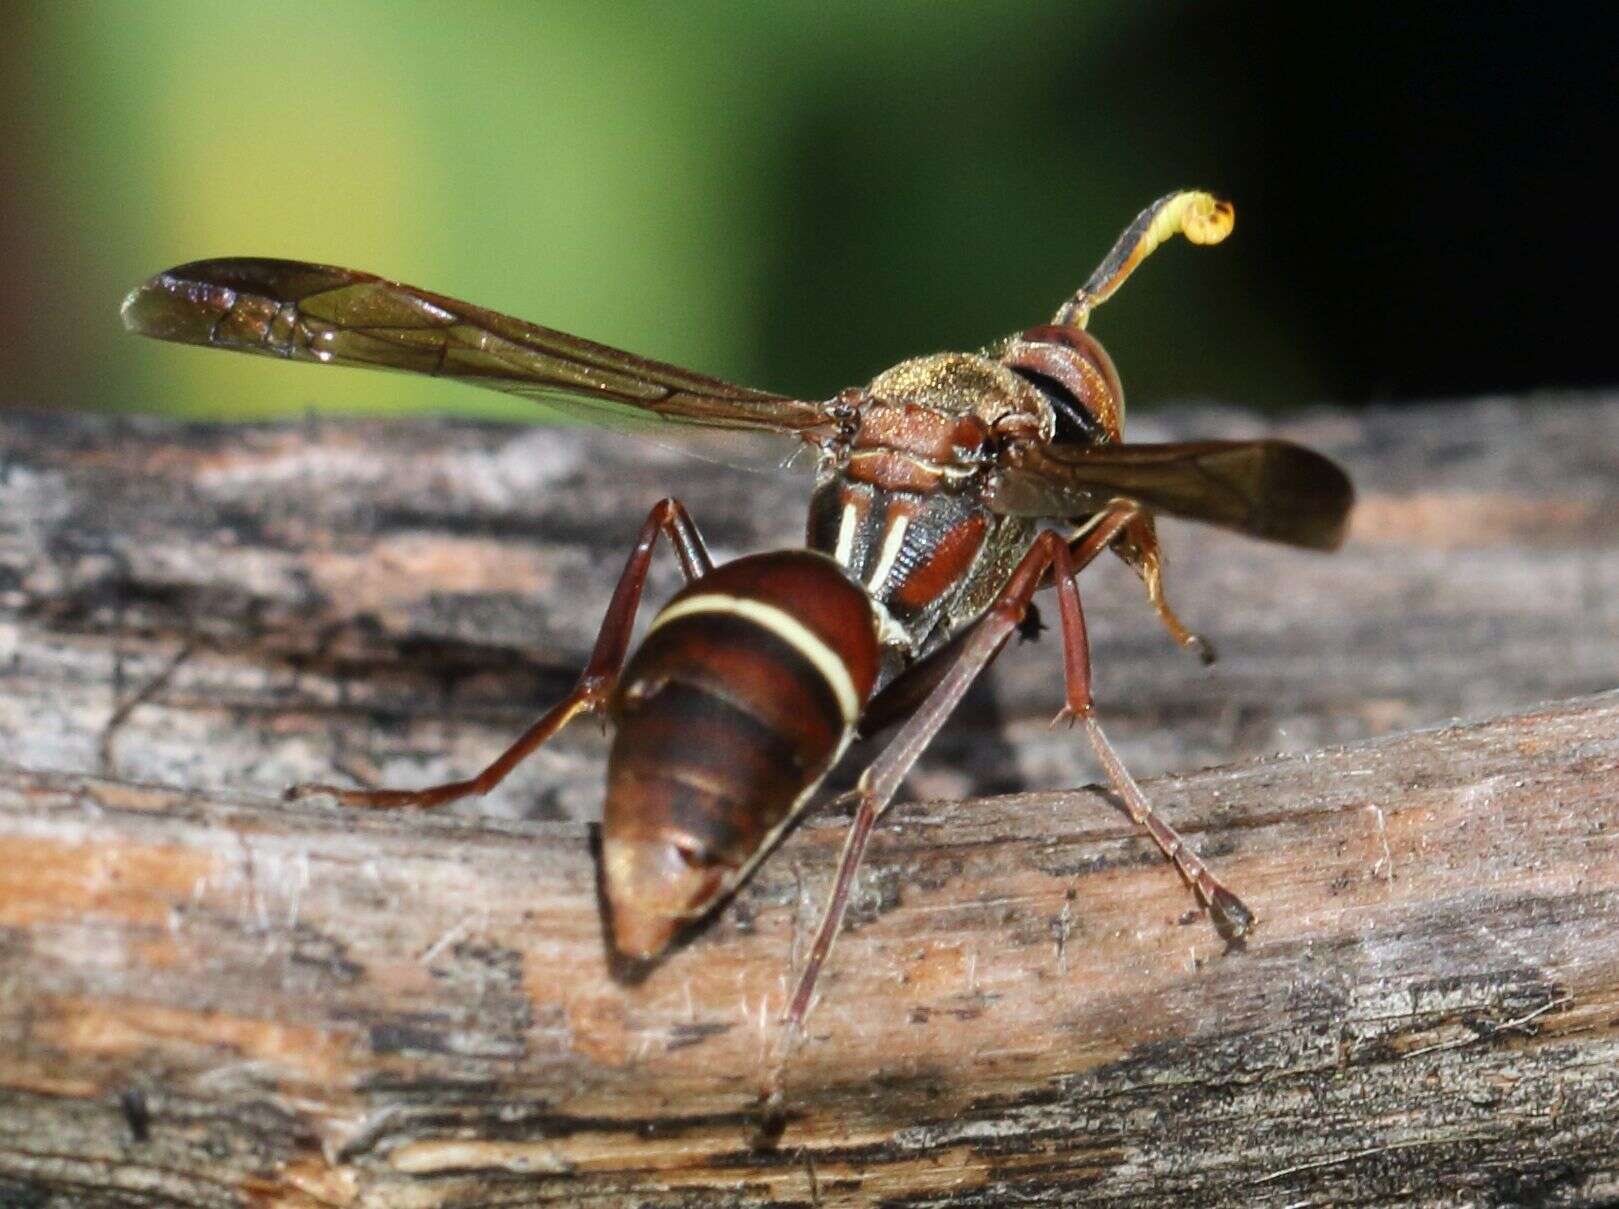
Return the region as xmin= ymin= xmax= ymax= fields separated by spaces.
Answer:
xmin=1174 ymin=192 xmax=1236 ymax=246
xmin=1054 ymin=190 xmax=1237 ymax=329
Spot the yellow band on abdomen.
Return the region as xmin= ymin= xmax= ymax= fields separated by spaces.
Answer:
xmin=647 ymin=594 xmax=862 ymax=724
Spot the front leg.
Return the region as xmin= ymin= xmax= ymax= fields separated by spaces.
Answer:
xmin=1107 ymin=508 xmax=1216 ymax=665
xmin=776 ymin=531 xmax=1082 ymax=1048
xmin=772 ymin=525 xmax=1251 ymax=1088
xmin=287 ymin=498 xmax=713 ymax=809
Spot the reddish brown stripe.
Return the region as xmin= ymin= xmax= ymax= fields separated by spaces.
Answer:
xmin=852 ymin=403 xmax=988 ymax=460
xmin=891 ymin=511 xmax=989 ymax=611
xmin=605 ymin=682 xmax=807 ymax=866
xmin=617 ymin=609 xmax=848 ymax=768
xmin=846 ymin=449 xmax=948 ymax=493
xmin=668 ymin=552 xmax=881 ymax=705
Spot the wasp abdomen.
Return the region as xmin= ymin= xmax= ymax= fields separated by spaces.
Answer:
xmin=602 ymin=551 xmax=879 ymax=957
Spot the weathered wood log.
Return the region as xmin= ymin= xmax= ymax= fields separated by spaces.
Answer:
xmin=1 ymin=399 xmax=1617 ymax=1205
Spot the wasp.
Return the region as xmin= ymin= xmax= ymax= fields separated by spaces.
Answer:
xmin=123 ymin=191 xmax=1352 ymax=1041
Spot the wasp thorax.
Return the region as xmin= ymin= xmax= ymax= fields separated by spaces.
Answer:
xmin=837 ymin=355 xmax=1050 ymax=493
xmin=867 ymin=353 xmax=1050 ymax=434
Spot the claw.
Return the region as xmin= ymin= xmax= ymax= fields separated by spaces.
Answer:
xmin=1050 ymin=703 xmax=1090 ymax=730
xmin=1207 ymin=885 xmax=1255 ymax=940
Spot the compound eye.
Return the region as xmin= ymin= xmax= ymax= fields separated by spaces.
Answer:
xmin=1001 ymin=324 xmax=1124 ymax=444
xmin=1008 ymin=369 xmax=1100 ymax=445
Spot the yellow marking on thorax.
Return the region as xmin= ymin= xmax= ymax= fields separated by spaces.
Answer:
xmin=865 ymin=515 xmax=910 ymax=595
xmin=833 ymin=502 xmax=859 ymax=567
xmin=847 ymin=449 xmax=977 ymax=482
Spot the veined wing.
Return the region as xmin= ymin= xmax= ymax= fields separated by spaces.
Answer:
xmin=988 ymin=439 xmax=1354 ymax=549
xmin=122 ymin=258 xmax=836 ymax=466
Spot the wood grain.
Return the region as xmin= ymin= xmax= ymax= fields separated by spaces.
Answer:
xmin=1 ymin=398 xmax=1617 ymax=1205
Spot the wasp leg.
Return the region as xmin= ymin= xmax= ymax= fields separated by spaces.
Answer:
xmin=1054 ymin=190 xmax=1235 ymax=329
xmin=1054 ymin=517 xmax=1250 ymax=937
xmin=769 ymin=530 xmax=1110 ymax=1066
xmin=287 ymin=498 xmax=713 ymax=809
xmin=1059 ymin=496 xmax=1211 ymax=661
xmin=100 ymin=638 xmax=199 ymax=775
xmin=763 ymin=536 xmax=1067 ymax=1111
xmin=1109 ymin=510 xmax=1216 ymax=665
xmin=767 ymin=518 xmax=1250 ymax=1100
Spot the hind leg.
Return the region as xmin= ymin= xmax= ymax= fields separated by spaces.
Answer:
xmin=287 ymin=498 xmax=712 ymax=809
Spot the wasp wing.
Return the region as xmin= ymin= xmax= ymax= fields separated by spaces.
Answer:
xmin=988 ymin=439 xmax=1354 ymax=549
xmin=122 ymin=258 xmax=835 ymax=468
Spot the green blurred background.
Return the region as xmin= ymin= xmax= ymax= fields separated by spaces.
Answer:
xmin=2 ymin=2 xmax=1614 ymax=421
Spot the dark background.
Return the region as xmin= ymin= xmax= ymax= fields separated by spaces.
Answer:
xmin=2 ymin=2 xmax=1613 ymax=418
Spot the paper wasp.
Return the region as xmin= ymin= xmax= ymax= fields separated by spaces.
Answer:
xmin=122 ymin=191 xmax=1352 ymax=1043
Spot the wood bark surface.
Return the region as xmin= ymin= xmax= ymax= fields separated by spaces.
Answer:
xmin=0 ymin=398 xmax=1617 ymax=1206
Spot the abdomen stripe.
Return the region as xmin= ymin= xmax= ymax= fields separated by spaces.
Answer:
xmin=647 ymin=594 xmax=861 ymax=725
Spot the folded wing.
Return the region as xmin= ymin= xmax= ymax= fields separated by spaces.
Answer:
xmin=122 ymin=258 xmax=835 ymax=467
xmin=987 ymin=439 xmax=1354 ymax=549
